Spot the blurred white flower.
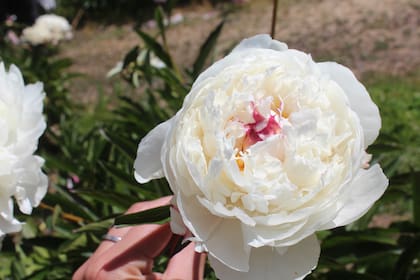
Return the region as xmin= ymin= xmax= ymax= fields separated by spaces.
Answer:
xmin=0 ymin=63 xmax=48 ymax=240
xmin=21 ymin=14 xmax=72 ymax=45
xmin=134 ymin=35 xmax=388 ymax=279
xmin=38 ymin=0 xmax=57 ymax=11
xmin=136 ymin=50 xmax=166 ymax=69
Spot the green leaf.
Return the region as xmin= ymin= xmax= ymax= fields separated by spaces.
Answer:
xmin=324 ymin=270 xmax=382 ymax=280
xmin=98 ymin=161 xmax=139 ymax=190
xmin=114 ymin=205 xmax=170 ymax=226
xmin=43 ymin=153 xmax=79 ymax=174
xmin=59 ymin=233 xmax=88 ymax=253
xmin=43 ymin=186 xmax=97 ymax=222
xmin=321 ymin=228 xmax=399 ymax=263
xmin=75 ymin=189 xmax=136 ymax=209
xmin=192 ymin=21 xmax=224 ymax=79
xmin=412 ymin=171 xmax=420 ymax=227
xmin=136 ymin=30 xmax=173 ymax=68
xmin=154 ymin=6 xmax=167 ymax=45
xmin=99 ymin=128 xmax=137 ymax=160
xmin=122 ymin=45 xmax=139 ymax=68
xmin=73 ymin=218 xmax=114 ymax=233
xmin=392 ymin=235 xmax=420 ymax=280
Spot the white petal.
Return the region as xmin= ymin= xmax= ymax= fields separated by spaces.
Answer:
xmin=169 ymin=206 xmax=187 ymax=235
xmin=15 ymin=156 xmax=48 ymax=214
xmin=326 ymin=164 xmax=388 ymax=228
xmin=134 ymin=118 xmax=174 ymax=183
xmin=232 ymin=34 xmax=288 ymax=53
xmin=193 ymin=35 xmax=287 ymax=88
xmin=209 ymin=234 xmax=320 ymax=280
xmin=0 ymin=216 xmax=22 ymax=235
xmin=0 ymin=199 xmax=22 ymax=235
xmin=177 ymin=193 xmax=250 ymax=271
xmin=318 ymin=62 xmax=381 ymax=146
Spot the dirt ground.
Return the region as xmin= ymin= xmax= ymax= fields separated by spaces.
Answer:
xmin=60 ymin=0 xmax=419 ymax=103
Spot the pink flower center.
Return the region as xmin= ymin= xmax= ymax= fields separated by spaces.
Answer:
xmin=240 ymin=105 xmax=282 ymax=151
xmin=234 ymin=101 xmax=283 ymax=171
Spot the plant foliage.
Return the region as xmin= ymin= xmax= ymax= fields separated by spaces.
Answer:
xmin=0 ymin=4 xmax=419 ymax=279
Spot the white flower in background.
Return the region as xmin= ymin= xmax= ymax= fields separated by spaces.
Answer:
xmin=134 ymin=35 xmax=388 ymax=279
xmin=0 ymin=63 xmax=48 ymax=240
xmin=136 ymin=50 xmax=166 ymax=69
xmin=38 ymin=0 xmax=57 ymax=11
xmin=21 ymin=24 xmax=52 ymax=46
xmin=21 ymin=14 xmax=72 ymax=45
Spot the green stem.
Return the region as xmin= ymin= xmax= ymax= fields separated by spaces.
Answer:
xmin=271 ymin=0 xmax=279 ymax=38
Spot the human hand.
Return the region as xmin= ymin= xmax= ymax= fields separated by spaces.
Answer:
xmin=73 ymin=196 xmax=206 ymax=280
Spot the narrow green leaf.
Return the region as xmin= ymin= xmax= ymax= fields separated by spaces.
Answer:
xmin=122 ymin=45 xmax=139 ymax=68
xmin=324 ymin=270 xmax=382 ymax=280
xmin=114 ymin=205 xmax=170 ymax=226
xmin=43 ymin=186 xmax=97 ymax=221
xmin=98 ymin=161 xmax=139 ymax=189
xmin=136 ymin=30 xmax=173 ymax=68
xmin=392 ymin=235 xmax=420 ymax=280
xmin=155 ymin=6 xmax=167 ymax=44
xmin=99 ymin=128 xmax=137 ymax=160
xmin=192 ymin=21 xmax=224 ymax=79
xmin=43 ymin=153 xmax=78 ymax=174
xmin=75 ymin=189 xmax=136 ymax=209
xmin=59 ymin=233 xmax=88 ymax=253
xmin=73 ymin=218 xmax=114 ymax=233
xmin=412 ymin=171 xmax=420 ymax=227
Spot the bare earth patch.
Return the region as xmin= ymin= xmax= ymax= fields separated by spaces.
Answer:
xmin=61 ymin=0 xmax=419 ymax=102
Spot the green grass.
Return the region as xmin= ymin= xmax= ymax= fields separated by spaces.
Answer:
xmin=366 ymin=74 xmax=420 ymax=175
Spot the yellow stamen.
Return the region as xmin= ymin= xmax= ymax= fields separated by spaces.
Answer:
xmin=236 ymin=158 xmax=245 ymax=171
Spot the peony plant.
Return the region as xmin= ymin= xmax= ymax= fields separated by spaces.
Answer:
xmin=0 ymin=63 xmax=48 ymax=243
xmin=134 ymin=35 xmax=389 ymax=279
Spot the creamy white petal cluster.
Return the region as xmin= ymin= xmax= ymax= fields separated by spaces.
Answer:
xmin=135 ymin=35 xmax=388 ymax=279
xmin=0 ymin=63 xmax=48 ymax=240
xmin=21 ymin=14 xmax=72 ymax=46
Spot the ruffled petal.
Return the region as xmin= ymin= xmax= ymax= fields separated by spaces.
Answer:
xmin=193 ymin=35 xmax=287 ymax=88
xmin=14 ymin=155 xmax=48 ymax=215
xmin=0 ymin=216 xmax=22 ymax=235
xmin=232 ymin=34 xmax=288 ymax=53
xmin=209 ymin=234 xmax=320 ymax=280
xmin=0 ymin=198 xmax=22 ymax=235
xmin=169 ymin=206 xmax=187 ymax=235
xmin=176 ymin=193 xmax=251 ymax=271
xmin=134 ymin=118 xmax=174 ymax=183
xmin=325 ymin=164 xmax=388 ymax=228
xmin=317 ymin=62 xmax=381 ymax=147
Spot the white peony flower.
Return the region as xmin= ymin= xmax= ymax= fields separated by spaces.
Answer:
xmin=134 ymin=35 xmax=388 ymax=279
xmin=21 ymin=14 xmax=72 ymax=46
xmin=0 ymin=63 xmax=48 ymax=239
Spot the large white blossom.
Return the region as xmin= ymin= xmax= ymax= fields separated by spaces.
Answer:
xmin=0 ymin=63 xmax=48 ymax=240
xmin=134 ymin=35 xmax=388 ymax=279
xmin=21 ymin=14 xmax=72 ymax=46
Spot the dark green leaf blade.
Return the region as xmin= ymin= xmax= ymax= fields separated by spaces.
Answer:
xmin=136 ymin=30 xmax=173 ymax=69
xmin=192 ymin=21 xmax=224 ymax=80
xmin=114 ymin=205 xmax=170 ymax=226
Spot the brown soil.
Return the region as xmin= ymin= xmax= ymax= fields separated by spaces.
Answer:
xmin=61 ymin=0 xmax=419 ymax=103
